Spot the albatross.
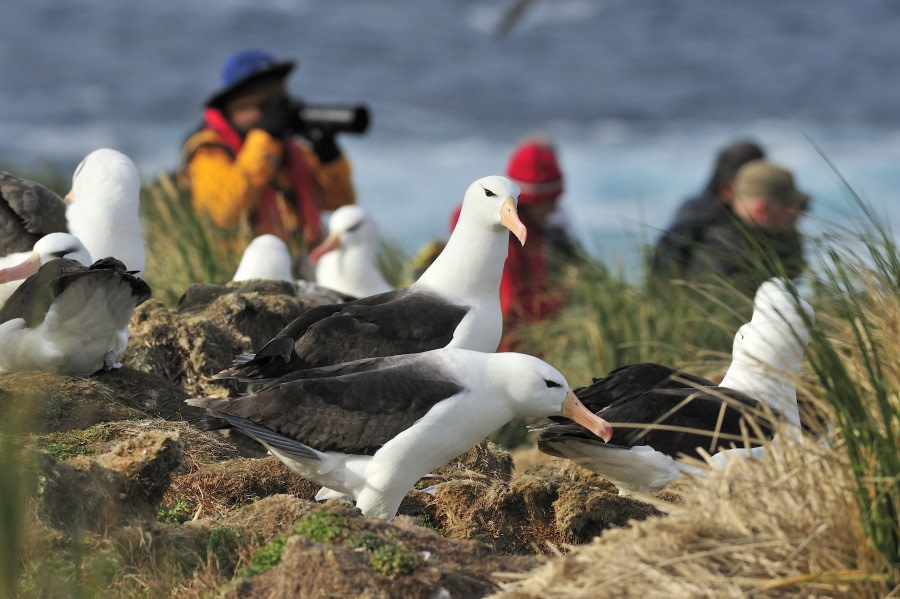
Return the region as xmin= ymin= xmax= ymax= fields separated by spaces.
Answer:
xmin=0 ymin=148 xmax=145 ymax=279
xmin=0 ymin=233 xmax=91 ymax=309
xmin=0 ymin=248 xmax=151 ymax=375
xmin=188 ymin=348 xmax=612 ymax=519
xmin=65 ymin=148 xmax=145 ymax=277
xmin=310 ymin=204 xmax=393 ymax=299
xmin=231 ymin=234 xmax=294 ymax=283
xmin=0 ymin=171 xmax=68 ymax=257
xmin=216 ymin=175 xmax=527 ymax=383
xmin=536 ymin=278 xmax=814 ymax=496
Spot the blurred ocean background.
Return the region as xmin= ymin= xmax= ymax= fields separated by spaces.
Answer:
xmin=2 ymin=0 xmax=899 ymax=268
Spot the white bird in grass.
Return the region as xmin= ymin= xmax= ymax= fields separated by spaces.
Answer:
xmin=215 ymin=175 xmax=527 ymax=383
xmin=310 ymin=204 xmax=392 ymax=299
xmin=536 ymin=278 xmax=814 ymax=495
xmin=188 ymin=348 xmax=612 ymax=520
xmin=0 ymin=247 xmax=151 ymax=375
xmin=231 ymin=234 xmax=294 ymax=283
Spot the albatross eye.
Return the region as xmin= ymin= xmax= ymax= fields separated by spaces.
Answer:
xmin=544 ymin=379 xmax=561 ymax=388
xmin=346 ymin=221 xmax=363 ymax=233
xmin=482 ymin=187 xmax=496 ymax=198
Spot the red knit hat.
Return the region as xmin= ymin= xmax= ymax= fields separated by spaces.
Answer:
xmin=505 ymin=140 xmax=564 ymax=205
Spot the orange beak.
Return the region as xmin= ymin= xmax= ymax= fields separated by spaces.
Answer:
xmin=309 ymin=232 xmax=341 ymax=263
xmin=561 ymin=391 xmax=613 ymax=442
xmin=500 ymin=196 xmax=527 ymax=246
xmin=0 ymin=251 xmax=41 ymax=284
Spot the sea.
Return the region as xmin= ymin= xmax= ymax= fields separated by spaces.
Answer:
xmin=2 ymin=0 xmax=899 ymax=270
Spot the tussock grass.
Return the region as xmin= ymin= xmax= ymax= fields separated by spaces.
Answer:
xmin=492 ymin=436 xmax=889 ymax=598
xmin=140 ymin=173 xmax=253 ymax=306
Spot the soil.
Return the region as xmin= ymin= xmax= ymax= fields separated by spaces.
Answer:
xmin=6 ymin=280 xmax=674 ymax=597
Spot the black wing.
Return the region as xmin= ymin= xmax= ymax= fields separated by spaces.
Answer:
xmin=539 ymin=385 xmax=774 ymax=460
xmin=195 ymin=353 xmax=464 ymax=456
xmin=217 ymin=287 xmax=469 ymax=381
xmin=574 ymin=362 xmax=717 ymax=411
xmin=0 ymin=257 xmax=151 ymax=327
xmin=0 ymin=172 xmax=68 ymax=256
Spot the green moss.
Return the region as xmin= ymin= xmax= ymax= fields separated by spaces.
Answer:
xmin=155 ymin=497 xmax=196 ymax=524
xmin=292 ymin=510 xmax=354 ymax=543
xmin=237 ymin=533 xmax=288 ymax=578
xmin=369 ymin=543 xmax=421 ymax=578
xmin=37 ymin=423 xmax=116 ymax=460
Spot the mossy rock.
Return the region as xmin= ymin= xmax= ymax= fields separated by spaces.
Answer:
xmin=122 ymin=280 xmax=340 ymax=396
xmin=224 ymin=503 xmax=539 ymax=599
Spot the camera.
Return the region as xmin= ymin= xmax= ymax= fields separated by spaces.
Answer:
xmin=295 ymin=103 xmax=370 ymax=134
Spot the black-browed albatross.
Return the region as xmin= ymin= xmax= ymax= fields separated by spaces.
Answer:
xmin=189 ymin=348 xmax=612 ymax=520
xmin=0 ymin=246 xmax=151 ymax=375
xmin=536 ymin=278 xmax=814 ymax=495
xmin=216 ymin=175 xmax=527 ymax=383
xmin=0 ymin=148 xmax=145 ymax=277
xmin=0 ymin=233 xmax=92 ymax=309
xmin=0 ymin=170 xmax=68 ymax=257
xmin=310 ymin=203 xmax=393 ymax=299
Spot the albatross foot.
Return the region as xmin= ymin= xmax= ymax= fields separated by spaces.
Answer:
xmin=103 ymin=350 xmax=123 ymax=370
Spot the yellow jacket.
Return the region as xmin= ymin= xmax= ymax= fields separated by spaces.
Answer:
xmin=181 ymin=127 xmax=355 ymax=243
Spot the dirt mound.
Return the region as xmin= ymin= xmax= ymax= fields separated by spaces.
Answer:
xmin=0 ymin=368 xmax=190 ymax=433
xmin=224 ymin=503 xmax=541 ymax=599
xmin=33 ymin=431 xmax=182 ymax=532
xmin=431 ymin=459 xmax=662 ymax=554
xmin=123 ymin=280 xmax=341 ymax=396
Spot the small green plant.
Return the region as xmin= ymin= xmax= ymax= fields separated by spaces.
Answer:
xmin=237 ymin=533 xmax=288 ymax=578
xmin=204 ymin=526 xmax=246 ymax=576
xmin=156 ymin=497 xmax=197 ymax=525
xmin=369 ymin=543 xmax=421 ymax=578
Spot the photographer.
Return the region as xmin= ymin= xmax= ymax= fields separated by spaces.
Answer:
xmin=180 ymin=49 xmax=363 ymax=250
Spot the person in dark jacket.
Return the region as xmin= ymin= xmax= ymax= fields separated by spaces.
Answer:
xmin=686 ymin=159 xmax=810 ymax=294
xmin=652 ymin=140 xmax=765 ymax=277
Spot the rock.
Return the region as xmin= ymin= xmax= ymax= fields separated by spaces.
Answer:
xmin=123 ymin=280 xmax=339 ymax=396
xmin=35 ymin=431 xmax=182 ymax=532
xmin=432 ymin=472 xmax=662 ymax=554
xmin=553 ymin=482 xmax=660 ymax=544
xmin=224 ymin=503 xmax=539 ymax=599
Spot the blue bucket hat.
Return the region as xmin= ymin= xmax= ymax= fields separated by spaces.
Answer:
xmin=205 ymin=49 xmax=295 ymax=108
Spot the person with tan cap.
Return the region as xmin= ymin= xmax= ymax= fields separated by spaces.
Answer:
xmin=179 ymin=49 xmax=356 ymax=254
xmin=686 ymin=159 xmax=810 ymax=293
xmin=652 ymin=140 xmax=766 ymax=277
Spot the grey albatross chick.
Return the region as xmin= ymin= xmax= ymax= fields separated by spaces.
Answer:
xmin=0 ymin=254 xmax=151 ymax=374
xmin=215 ymin=175 xmax=527 ymax=383
xmin=188 ymin=348 xmax=612 ymax=520
xmin=536 ymin=278 xmax=814 ymax=495
xmin=0 ymin=170 xmax=68 ymax=257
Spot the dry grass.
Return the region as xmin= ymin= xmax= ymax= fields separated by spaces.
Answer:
xmin=490 ymin=436 xmax=892 ymax=598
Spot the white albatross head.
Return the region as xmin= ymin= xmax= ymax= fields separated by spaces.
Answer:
xmin=0 ymin=233 xmax=91 ymax=283
xmin=459 ymin=175 xmax=526 ymax=246
xmin=490 ymin=352 xmax=613 ymax=442
xmin=309 ymin=204 xmax=381 ymax=263
xmin=232 ymin=234 xmax=294 ymax=283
